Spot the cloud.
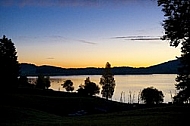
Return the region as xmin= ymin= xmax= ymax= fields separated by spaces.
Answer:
xmin=1 ymin=0 xmax=145 ymax=7
xmin=15 ymin=35 xmax=66 ymax=40
xmin=112 ymin=35 xmax=161 ymax=41
xmin=129 ymin=38 xmax=161 ymax=40
xmin=14 ymin=35 xmax=97 ymax=45
xmin=48 ymin=35 xmax=65 ymax=38
xmin=46 ymin=57 xmax=55 ymax=60
xmin=78 ymin=40 xmax=96 ymax=45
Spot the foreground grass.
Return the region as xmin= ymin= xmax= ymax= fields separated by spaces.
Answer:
xmin=0 ymin=105 xmax=63 ymax=126
xmin=0 ymin=89 xmax=189 ymax=126
xmin=0 ymin=105 xmax=188 ymax=126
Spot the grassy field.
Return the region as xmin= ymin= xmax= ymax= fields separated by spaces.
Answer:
xmin=0 ymin=89 xmax=189 ymax=126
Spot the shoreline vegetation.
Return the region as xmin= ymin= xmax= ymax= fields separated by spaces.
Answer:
xmin=1 ymin=88 xmax=189 ymax=126
xmin=20 ymin=59 xmax=180 ymax=76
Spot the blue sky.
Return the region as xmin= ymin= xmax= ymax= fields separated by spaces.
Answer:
xmin=0 ymin=0 xmax=181 ymax=68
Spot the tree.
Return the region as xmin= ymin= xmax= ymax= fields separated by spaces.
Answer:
xmin=158 ymin=0 xmax=190 ymax=103
xmin=18 ymin=75 xmax=35 ymax=88
xmin=44 ymin=76 xmax=51 ymax=89
xmin=77 ymin=84 xmax=86 ymax=95
xmin=0 ymin=35 xmax=19 ymax=91
xmin=61 ymin=80 xmax=74 ymax=92
xmin=77 ymin=77 xmax=100 ymax=96
xmin=141 ymin=87 xmax=164 ymax=105
xmin=99 ymin=62 xmax=116 ymax=100
xmin=18 ymin=76 xmax=29 ymax=87
xmin=35 ymin=75 xmax=51 ymax=89
xmin=84 ymin=77 xmax=100 ymax=96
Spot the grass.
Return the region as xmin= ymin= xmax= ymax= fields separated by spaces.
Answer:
xmin=0 ymin=88 xmax=189 ymax=126
xmin=1 ymin=105 xmax=188 ymax=126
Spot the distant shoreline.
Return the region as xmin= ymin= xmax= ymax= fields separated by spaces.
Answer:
xmin=25 ymin=73 xmax=177 ymax=77
xmin=20 ymin=59 xmax=180 ymax=76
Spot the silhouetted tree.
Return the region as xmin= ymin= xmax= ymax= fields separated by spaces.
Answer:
xmin=158 ymin=0 xmax=190 ymax=103
xmin=35 ymin=75 xmax=51 ymax=89
xmin=141 ymin=87 xmax=164 ymax=105
xmin=44 ymin=76 xmax=51 ymax=89
xmin=77 ymin=84 xmax=86 ymax=95
xmin=0 ymin=35 xmax=19 ymax=91
xmin=61 ymin=80 xmax=74 ymax=92
xmin=35 ymin=75 xmax=45 ymax=89
xmin=84 ymin=77 xmax=100 ymax=96
xmin=18 ymin=75 xmax=35 ymax=88
xmin=100 ymin=62 xmax=116 ymax=100
xmin=77 ymin=77 xmax=100 ymax=96
xmin=18 ymin=76 xmax=29 ymax=87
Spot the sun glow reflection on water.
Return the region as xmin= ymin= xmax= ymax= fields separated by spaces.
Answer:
xmin=29 ymin=74 xmax=177 ymax=103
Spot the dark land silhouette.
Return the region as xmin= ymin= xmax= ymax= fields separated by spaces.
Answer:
xmin=20 ymin=59 xmax=180 ymax=76
xmin=1 ymin=88 xmax=189 ymax=126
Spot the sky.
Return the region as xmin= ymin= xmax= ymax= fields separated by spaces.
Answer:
xmin=0 ymin=0 xmax=181 ymax=68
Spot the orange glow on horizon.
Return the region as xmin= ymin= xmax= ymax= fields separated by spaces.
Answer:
xmin=19 ymin=58 xmax=176 ymax=68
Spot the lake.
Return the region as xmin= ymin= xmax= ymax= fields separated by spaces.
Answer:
xmin=29 ymin=74 xmax=177 ymax=103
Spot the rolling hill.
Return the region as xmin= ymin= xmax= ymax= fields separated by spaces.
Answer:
xmin=19 ymin=59 xmax=180 ymax=76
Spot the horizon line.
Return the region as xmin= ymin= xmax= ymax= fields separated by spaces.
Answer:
xmin=19 ymin=58 xmax=178 ymax=69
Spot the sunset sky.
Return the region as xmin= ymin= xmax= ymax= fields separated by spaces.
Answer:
xmin=0 ymin=0 xmax=181 ymax=68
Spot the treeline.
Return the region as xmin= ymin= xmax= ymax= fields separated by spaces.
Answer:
xmin=20 ymin=59 xmax=180 ymax=76
xmin=19 ymin=62 xmax=117 ymax=101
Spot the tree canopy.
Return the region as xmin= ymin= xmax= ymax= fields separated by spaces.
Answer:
xmin=141 ymin=87 xmax=164 ymax=105
xmin=62 ymin=80 xmax=74 ymax=92
xmin=77 ymin=77 xmax=100 ymax=96
xmin=18 ymin=76 xmax=29 ymax=87
xmin=0 ymin=35 xmax=19 ymax=90
xmin=84 ymin=77 xmax=100 ymax=96
xmin=99 ymin=62 xmax=116 ymax=100
xmin=158 ymin=0 xmax=190 ymax=103
xmin=35 ymin=75 xmax=51 ymax=89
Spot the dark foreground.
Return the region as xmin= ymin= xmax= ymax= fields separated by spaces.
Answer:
xmin=0 ymin=88 xmax=189 ymax=126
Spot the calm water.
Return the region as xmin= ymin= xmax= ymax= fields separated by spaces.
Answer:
xmin=29 ymin=74 xmax=177 ymax=103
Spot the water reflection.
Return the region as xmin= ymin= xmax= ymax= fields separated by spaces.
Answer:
xmin=29 ymin=74 xmax=177 ymax=103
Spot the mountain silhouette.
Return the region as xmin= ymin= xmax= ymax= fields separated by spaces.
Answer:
xmin=19 ymin=59 xmax=180 ymax=76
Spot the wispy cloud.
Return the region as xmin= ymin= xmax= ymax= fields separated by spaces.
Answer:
xmin=112 ymin=35 xmax=161 ymax=41
xmin=1 ymin=0 xmax=146 ymax=7
xmin=78 ymin=40 xmax=97 ymax=45
xmin=129 ymin=38 xmax=161 ymax=40
xmin=46 ymin=57 xmax=55 ymax=60
xmin=16 ymin=36 xmax=40 ymax=39
xmin=48 ymin=35 xmax=66 ymax=39
xmin=15 ymin=35 xmax=66 ymax=40
xmin=14 ymin=35 xmax=97 ymax=45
